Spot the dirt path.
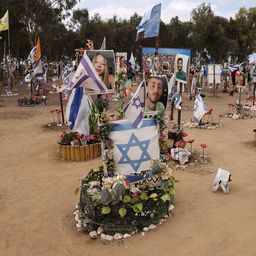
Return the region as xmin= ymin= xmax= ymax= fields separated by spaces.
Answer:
xmin=0 ymin=84 xmax=256 ymax=256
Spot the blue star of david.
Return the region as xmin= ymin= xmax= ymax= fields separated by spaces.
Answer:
xmin=132 ymin=96 xmax=143 ymax=109
xmin=116 ymin=133 xmax=151 ymax=172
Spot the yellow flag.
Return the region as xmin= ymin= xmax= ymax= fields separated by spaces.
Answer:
xmin=0 ymin=10 xmax=8 ymax=32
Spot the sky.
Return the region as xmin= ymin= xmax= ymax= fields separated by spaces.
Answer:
xmin=76 ymin=0 xmax=256 ymax=22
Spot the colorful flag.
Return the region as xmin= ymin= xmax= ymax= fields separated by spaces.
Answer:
xmin=65 ymin=87 xmax=91 ymax=134
xmin=136 ymin=3 xmax=161 ymax=41
xmin=28 ymin=38 xmax=43 ymax=79
xmin=100 ymin=37 xmax=106 ymax=50
xmin=33 ymin=38 xmax=43 ymax=78
xmin=194 ymin=94 xmax=207 ymax=124
xmin=0 ymin=10 xmax=8 ymax=32
xmin=124 ymin=81 xmax=145 ymax=128
xmin=109 ymin=118 xmax=160 ymax=175
xmin=69 ymin=53 xmax=109 ymax=92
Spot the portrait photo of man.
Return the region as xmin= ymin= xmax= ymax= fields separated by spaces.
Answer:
xmin=145 ymin=75 xmax=168 ymax=112
xmin=175 ymin=54 xmax=189 ymax=84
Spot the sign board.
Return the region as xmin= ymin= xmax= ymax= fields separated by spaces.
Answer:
xmin=208 ymin=64 xmax=221 ymax=84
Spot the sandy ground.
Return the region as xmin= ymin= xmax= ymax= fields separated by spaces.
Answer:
xmin=0 ymin=80 xmax=256 ymax=256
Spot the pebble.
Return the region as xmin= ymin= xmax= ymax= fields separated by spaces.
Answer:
xmin=169 ymin=204 xmax=175 ymax=211
xmin=101 ymin=233 xmax=113 ymax=241
xmin=76 ymin=223 xmax=81 ymax=229
xmin=123 ymin=233 xmax=131 ymax=238
xmin=74 ymin=214 xmax=80 ymax=222
xmin=114 ymin=233 xmax=123 ymax=240
xmin=148 ymin=224 xmax=157 ymax=230
xmin=141 ymin=232 xmax=145 ymax=236
xmin=97 ymin=226 xmax=103 ymax=235
xmin=89 ymin=231 xmax=98 ymax=239
xmin=143 ymin=227 xmax=149 ymax=232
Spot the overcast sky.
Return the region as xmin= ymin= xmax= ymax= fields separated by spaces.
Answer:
xmin=76 ymin=0 xmax=256 ymax=22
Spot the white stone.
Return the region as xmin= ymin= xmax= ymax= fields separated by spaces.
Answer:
xmin=148 ymin=224 xmax=157 ymax=230
xmin=114 ymin=233 xmax=123 ymax=240
xmin=75 ymin=204 xmax=79 ymax=209
xmin=101 ymin=233 xmax=113 ymax=241
xmin=123 ymin=233 xmax=131 ymax=238
xmin=76 ymin=223 xmax=81 ymax=229
xmin=143 ymin=227 xmax=149 ymax=232
xmin=141 ymin=232 xmax=145 ymax=236
xmin=89 ymin=231 xmax=98 ymax=239
xmin=74 ymin=210 xmax=79 ymax=215
xmin=97 ymin=226 xmax=103 ymax=235
xmin=169 ymin=204 xmax=175 ymax=211
xmin=74 ymin=214 xmax=80 ymax=222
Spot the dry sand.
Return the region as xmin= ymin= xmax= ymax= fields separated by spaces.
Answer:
xmin=0 ymin=81 xmax=256 ymax=256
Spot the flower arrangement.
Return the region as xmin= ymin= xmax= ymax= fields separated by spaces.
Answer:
xmin=59 ymin=131 xmax=98 ymax=146
xmin=75 ymin=159 xmax=176 ymax=238
xmin=17 ymin=95 xmax=46 ymax=106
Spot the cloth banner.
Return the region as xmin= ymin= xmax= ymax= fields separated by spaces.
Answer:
xmin=69 ymin=53 xmax=109 ymax=93
xmin=124 ymin=81 xmax=145 ymax=128
xmin=0 ymin=10 xmax=8 ymax=32
xmin=66 ymin=87 xmax=91 ymax=135
xmin=109 ymin=118 xmax=159 ymax=175
xmin=136 ymin=4 xmax=161 ymax=40
xmin=194 ymin=94 xmax=207 ymax=124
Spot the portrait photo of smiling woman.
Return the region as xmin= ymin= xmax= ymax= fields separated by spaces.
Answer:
xmin=86 ymin=50 xmax=115 ymax=90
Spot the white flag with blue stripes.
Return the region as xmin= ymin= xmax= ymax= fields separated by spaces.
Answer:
xmin=65 ymin=87 xmax=91 ymax=135
xmin=109 ymin=118 xmax=159 ymax=175
xmin=194 ymin=94 xmax=207 ymax=124
xmin=69 ymin=53 xmax=109 ymax=92
xmin=124 ymin=81 xmax=145 ymax=128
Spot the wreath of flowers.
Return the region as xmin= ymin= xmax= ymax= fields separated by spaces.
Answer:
xmin=74 ymin=109 xmax=177 ymax=240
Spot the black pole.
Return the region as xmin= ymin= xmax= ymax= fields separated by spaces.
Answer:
xmin=213 ymin=64 xmax=216 ymax=97
xmin=30 ymin=73 xmax=33 ymax=98
xmin=170 ymin=100 xmax=174 ymax=120
xmin=253 ymin=82 xmax=256 ymax=106
xmin=177 ymin=82 xmax=182 ymax=130
xmin=59 ymin=92 xmax=65 ymax=124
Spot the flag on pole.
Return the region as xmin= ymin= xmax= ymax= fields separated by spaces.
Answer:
xmin=65 ymin=87 xmax=91 ymax=134
xmin=194 ymin=94 xmax=207 ymax=124
xmin=0 ymin=10 xmax=8 ymax=32
xmin=100 ymin=37 xmax=106 ymax=50
xmin=124 ymin=81 xmax=145 ymax=128
xmin=109 ymin=118 xmax=159 ymax=175
xmin=28 ymin=38 xmax=43 ymax=79
xmin=33 ymin=38 xmax=43 ymax=78
xmin=69 ymin=53 xmax=109 ymax=93
xmin=136 ymin=3 xmax=161 ymax=41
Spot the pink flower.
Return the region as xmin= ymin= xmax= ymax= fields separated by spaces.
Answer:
xmin=200 ymin=144 xmax=208 ymax=149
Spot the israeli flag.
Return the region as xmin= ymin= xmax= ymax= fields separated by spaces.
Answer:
xmin=194 ymin=94 xmax=207 ymax=124
xmin=69 ymin=53 xmax=109 ymax=93
xmin=109 ymin=118 xmax=159 ymax=175
xmin=124 ymin=81 xmax=145 ymax=128
xmin=136 ymin=3 xmax=161 ymax=40
xmin=66 ymin=87 xmax=91 ymax=135
xmin=21 ymin=73 xmax=31 ymax=85
xmin=173 ymin=92 xmax=181 ymax=110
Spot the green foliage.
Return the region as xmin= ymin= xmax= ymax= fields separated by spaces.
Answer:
xmin=118 ymin=208 xmax=127 ymax=218
xmin=123 ymin=195 xmax=131 ymax=203
xmin=160 ymin=193 xmax=171 ymax=202
xmin=101 ymin=206 xmax=111 ymax=215
xmin=131 ymin=203 xmax=143 ymax=213
xmin=88 ymin=102 xmax=99 ymax=135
